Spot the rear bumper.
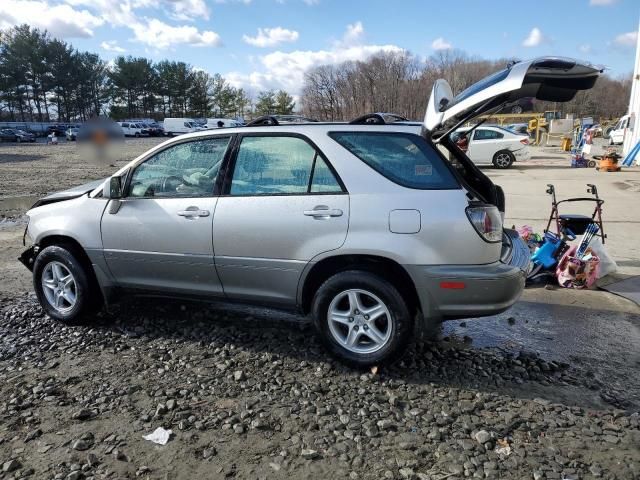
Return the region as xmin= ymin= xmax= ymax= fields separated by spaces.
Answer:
xmin=513 ymin=147 xmax=530 ymax=160
xmin=406 ymin=229 xmax=528 ymax=321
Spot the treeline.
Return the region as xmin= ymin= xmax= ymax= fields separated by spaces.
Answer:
xmin=300 ymin=50 xmax=631 ymax=121
xmin=0 ymin=25 xmax=296 ymax=122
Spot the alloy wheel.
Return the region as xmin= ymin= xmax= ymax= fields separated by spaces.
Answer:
xmin=495 ymin=153 xmax=511 ymax=168
xmin=41 ymin=261 xmax=77 ymax=313
xmin=327 ymin=289 xmax=392 ymax=354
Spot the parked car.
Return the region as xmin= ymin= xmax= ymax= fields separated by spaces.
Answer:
xmin=204 ymin=118 xmax=244 ymax=129
xmin=504 ymin=97 xmax=534 ymax=114
xmin=66 ymin=127 xmax=79 ymax=141
xmin=125 ymin=120 xmax=164 ymax=137
xmin=505 ymin=123 xmax=530 ymax=136
xmin=608 ymin=114 xmax=629 ymax=145
xmin=118 ymin=122 xmax=149 ymax=137
xmin=19 ymin=57 xmax=601 ymax=366
xmin=0 ymin=128 xmax=36 ymax=142
xmin=163 ymin=118 xmax=201 ymax=136
xmin=142 ymin=122 xmax=164 ymax=137
xmin=451 ymin=125 xmax=530 ymax=169
xmin=47 ymin=124 xmax=70 ymax=136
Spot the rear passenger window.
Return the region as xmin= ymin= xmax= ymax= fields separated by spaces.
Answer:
xmin=229 ymin=136 xmax=343 ymax=195
xmin=330 ymin=132 xmax=459 ymax=190
xmin=474 ymin=129 xmax=504 ymax=140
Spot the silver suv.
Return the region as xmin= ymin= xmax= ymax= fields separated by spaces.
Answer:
xmin=19 ymin=57 xmax=600 ymax=366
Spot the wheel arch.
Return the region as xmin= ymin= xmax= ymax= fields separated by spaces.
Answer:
xmin=299 ymin=254 xmax=421 ymax=316
xmin=37 ymin=234 xmax=104 ymax=303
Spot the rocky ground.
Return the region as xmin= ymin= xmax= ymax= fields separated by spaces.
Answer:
xmin=0 ymin=295 xmax=639 ymax=480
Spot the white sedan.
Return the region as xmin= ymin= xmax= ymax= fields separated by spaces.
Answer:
xmin=453 ymin=125 xmax=530 ymax=169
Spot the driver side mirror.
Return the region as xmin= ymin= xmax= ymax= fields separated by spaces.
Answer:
xmin=104 ymin=171 xmax=128 ymax=199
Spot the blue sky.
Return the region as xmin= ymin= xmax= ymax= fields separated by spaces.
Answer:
xmin=1 ymin=0 xmax=638 ymax=96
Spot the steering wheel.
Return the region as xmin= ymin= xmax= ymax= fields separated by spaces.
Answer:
xmin=161 ymin=175 xmax=184 ymax=193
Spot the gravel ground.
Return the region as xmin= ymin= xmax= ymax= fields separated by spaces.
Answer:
xmin=0 ymin=295 xmax=639 ymax=480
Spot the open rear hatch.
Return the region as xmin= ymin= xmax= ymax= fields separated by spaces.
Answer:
xmin=423 ymin=57 xmax=602 ymax=136
xmin=422 ymin=56 xmax=602 ymax=209
xmin=422 ymin=57 xmax=602 ymax=269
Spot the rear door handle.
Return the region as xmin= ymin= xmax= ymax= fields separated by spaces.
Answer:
xmin=177 ymin=206 xmax=210 ymax=218
xmin=304 ymin=205 xmax=343 ymax=218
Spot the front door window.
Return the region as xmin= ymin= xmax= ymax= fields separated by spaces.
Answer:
xmin=128 ymin=137 xmax=230 ymax=198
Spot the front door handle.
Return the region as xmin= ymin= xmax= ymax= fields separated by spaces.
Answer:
xmin=304 ymin=205 xmax=343 ymax=218
xmin=177 ymin=206 xmax=210 ymax=218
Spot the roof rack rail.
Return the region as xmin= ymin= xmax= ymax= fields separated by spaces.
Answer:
xmin=349 ymin=112 xmax=409 ymax=125
xmin=246 ymin=115 xmax=280 ymax=126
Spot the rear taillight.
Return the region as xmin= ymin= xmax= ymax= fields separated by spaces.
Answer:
xmin=520 ymin=138 xmax=529 ymax=145
xmin=466 ymin=205 xmax=502 ymax=243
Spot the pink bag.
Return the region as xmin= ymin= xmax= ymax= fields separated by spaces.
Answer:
xmin=556 ymin=245 xmax=600 ymax=289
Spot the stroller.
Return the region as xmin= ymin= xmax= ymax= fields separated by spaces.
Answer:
xmin=544 ymin=183 xmax=605 ymax=243
xmin=527 ymin=183 xmax=605 ymax=283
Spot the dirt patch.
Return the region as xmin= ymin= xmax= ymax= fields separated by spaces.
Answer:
xmin=0 ymin=138 xmax=161 ymax=199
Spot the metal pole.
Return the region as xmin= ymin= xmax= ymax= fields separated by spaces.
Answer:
xmin=623 ymin=17 xmax=640 ymax=160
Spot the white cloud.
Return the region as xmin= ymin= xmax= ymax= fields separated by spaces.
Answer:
xmin=64 ymin=0 xmax=138 ymax=27
xmin=431 ymin=37 xmax=452 ymax=51
xmin=243 ymin=27 xmax=299 ymax=48
xmin=342 ymin=21 xmax=364 ymax=45
xmin=613 ymin=31 xmax=638 ymax=48
xmin=227 ymin=43 xmax=403 ymax=95
xmin=131 ymin=18 xmax=222 ymax=48
xmin=522 ymin=27 xmax=546 ymax=47
xmin=227 ymin=23 xmax=403 ymax=94
xmin=101 ymin=40 xmax=126 ymax=53
xmin=164 ymin=0 xmax=210 ymax=20
xmin=590 ymin=0 xmax=617 ymax=5
xmin=0 ymin=0 xmax=103 ymax=38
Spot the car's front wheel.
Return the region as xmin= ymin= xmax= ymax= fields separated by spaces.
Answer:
xmin=33 ymin=245 xmax=99 ymax=324
xmin=493 ymin=150 xmax=515 ymax=169
xmin=312 ymin=270 xmax=413 ymax=367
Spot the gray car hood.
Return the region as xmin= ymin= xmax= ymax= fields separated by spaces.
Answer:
xmin=31 ymin=178 xmax=105 ymax=208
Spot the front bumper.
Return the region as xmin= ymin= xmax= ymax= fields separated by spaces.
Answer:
xmin=19 ymin=245 xmax=38 ymax=271
xmin=406 ymin=229 xmax=528 ymax=321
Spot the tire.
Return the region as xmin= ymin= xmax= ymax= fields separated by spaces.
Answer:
xmin=511 ymin=105 xmax=523 ymax=114
xmin=33 ymin=245 xmax=99 ymax=324
xmin=16 ymin=137 xmax=21 ymax=143
xmin=311 ymin=270 xmax=414 ymax=367
xmin=493 ymin=150 xmax=515 ymax=169
xmin=135 ymin=132 xmax=140 ymax=138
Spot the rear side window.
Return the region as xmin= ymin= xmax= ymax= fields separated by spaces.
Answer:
xmin=330 ymin=132 xmax=459 ymax=190
xmin=473 ymin=129 xmax=504 ymax=140
xmin=229 ymin=135 xmax=343 ymax=195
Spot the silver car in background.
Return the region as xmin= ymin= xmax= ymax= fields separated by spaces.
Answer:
xmin=20 ymin=57 xmax=601 ymax=365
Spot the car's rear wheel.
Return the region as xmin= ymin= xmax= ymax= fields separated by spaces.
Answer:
xmin=16 ymin=137 xmax=21 ymax=143
xmin=312 ymin=270 xmax=413 ymax=367
xmin=33 ymin=245 xmax=99 ymax=324
xmin=493 ymin=150 xmax=515 ymax=169
xmin=511 ymin=105 xmax=523 ymax=114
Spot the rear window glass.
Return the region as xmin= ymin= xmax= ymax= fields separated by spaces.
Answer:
xmin=329 ymin=132 xmax=459 ymax=190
